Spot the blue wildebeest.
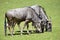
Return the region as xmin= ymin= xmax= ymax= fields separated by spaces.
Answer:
xmin=30 ymin=5 xmax=52 ymax=32
xmin=4 ymin=7 xmax=43 ymax=36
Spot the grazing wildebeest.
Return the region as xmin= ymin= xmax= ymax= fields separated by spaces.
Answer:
xmin=30 ymin=5 xmax=52 ymax=32
xmin=4 ymin=7 xmax=43 ymax=36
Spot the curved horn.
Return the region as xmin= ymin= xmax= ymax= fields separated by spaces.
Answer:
xmin=47 ymin=16 xmax=52 ymax=22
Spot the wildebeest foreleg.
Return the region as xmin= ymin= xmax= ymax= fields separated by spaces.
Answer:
xmin=24 ymin=20 xmax=30 ymax=34
xmin=27 ymin=24 xmax=29 ymax=34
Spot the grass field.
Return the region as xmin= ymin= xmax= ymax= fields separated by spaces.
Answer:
xmin=0 ymin=0 xmax=60 ymax=40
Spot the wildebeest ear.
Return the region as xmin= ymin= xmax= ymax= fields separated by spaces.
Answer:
xmin=47 ymin=15 xmax=51 ymax=21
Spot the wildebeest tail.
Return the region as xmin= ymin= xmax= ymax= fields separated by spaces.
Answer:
xmin=4 ymin=13 xmax=7 ymax=36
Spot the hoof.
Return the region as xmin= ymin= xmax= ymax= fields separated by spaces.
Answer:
xmin=20 ymin=34 xmax=22 ymax=35
xmin=27 ymin=33 xmax=30 ymax=35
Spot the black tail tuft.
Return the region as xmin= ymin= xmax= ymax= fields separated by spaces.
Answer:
xmin=4 ymin=13 xmax=7 ymax=36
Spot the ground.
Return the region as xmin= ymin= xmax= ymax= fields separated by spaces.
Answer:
xmin=0 ymin=0 xmax=60 ymax=40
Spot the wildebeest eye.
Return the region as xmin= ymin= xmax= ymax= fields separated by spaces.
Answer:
xmin=49 ymin=23 xmax=51 ymax=25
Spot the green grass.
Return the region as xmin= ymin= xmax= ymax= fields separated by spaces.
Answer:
xmin=0 ymin=0 xmax=60 ymax=40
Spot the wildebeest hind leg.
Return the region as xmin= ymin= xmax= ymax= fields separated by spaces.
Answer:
xmin=11 ymin=26 xmax=14 ymax=36
xmin=9 ymin=22 xmax=14 ymax=36
xmin=17 ymin=23 xmax=23 ymax=35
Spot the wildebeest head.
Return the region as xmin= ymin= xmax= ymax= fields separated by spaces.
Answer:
xmin=32 ymin=21 xmax=42 ymax=32
xmin=46 ymin=18 xmax=52 ymax=32
xmin=31 ymin=5 xmax=52 ymax=32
